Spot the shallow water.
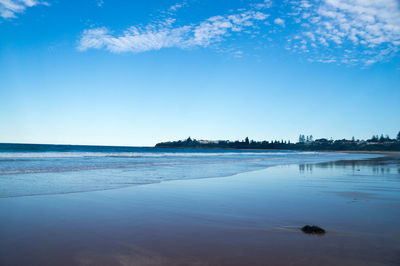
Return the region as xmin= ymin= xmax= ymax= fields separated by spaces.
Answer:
xmin=0 ymin=155 xmax=399 ymax=265
xmin=0 ymin=144 xmax=379 ymax=197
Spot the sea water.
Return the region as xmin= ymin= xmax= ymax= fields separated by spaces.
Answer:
xmin=0 ymin=143 xmax=379 ymax=198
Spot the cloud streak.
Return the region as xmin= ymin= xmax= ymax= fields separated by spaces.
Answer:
xmin=78 ymin=10 xmax=269 ymax=53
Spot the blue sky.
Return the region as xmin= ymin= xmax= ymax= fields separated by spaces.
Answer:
xmin=1 ymin=0 xmax=399 ymax=146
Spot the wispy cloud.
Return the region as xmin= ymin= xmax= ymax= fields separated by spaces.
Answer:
xmin=77 ymin=0 xmax=400 ymax=66
xmin=288 ymin=0 xmax=400 ymax=65
xmin=253 ymin=0 xmax=272 ymax=9
xmin=0 ymin=0 xmax=47 ymax=19
xmin=78 ymin=9 xmax=269 ymax=53
xmin=169 ymin=1 xmax=186 ymax=12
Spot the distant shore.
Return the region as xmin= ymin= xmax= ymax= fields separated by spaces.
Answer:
xmin=155 ymin=136 xmax=400 ymax=152
xmin=155 ymin=144 xmax=400 ymax=155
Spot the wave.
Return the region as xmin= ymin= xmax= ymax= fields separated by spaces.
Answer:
xmin=0 ymin=157 xmax=284 ymax=175
xmin=0 ymin=151 xmax=380 ymax=198
xmin=0 ymin=151 xmax=314 ymax=159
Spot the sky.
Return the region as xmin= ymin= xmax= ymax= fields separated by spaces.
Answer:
xmin=0 ymin=0 xmax=399 ymax=146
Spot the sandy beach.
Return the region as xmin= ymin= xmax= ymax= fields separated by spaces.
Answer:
xmin=1 ymin=155 xmax=399 ymax=266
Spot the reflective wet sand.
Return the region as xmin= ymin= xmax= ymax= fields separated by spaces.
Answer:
xmin=1 ymin=156 xmax=399 ymax=265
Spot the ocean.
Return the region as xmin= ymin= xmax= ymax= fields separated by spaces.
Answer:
xmin=0 ymin=143 xmax=378 ymax=198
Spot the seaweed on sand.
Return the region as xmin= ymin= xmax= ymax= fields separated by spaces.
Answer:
xmin=301 ymin=225 xmax=326 ymax=235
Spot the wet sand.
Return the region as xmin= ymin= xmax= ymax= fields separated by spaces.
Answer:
xmin=1 ymin=156 xmax=399 ymax=265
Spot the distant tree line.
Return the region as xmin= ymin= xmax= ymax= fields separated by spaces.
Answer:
xmin=155 ymin=131 xmax=400 ymax=151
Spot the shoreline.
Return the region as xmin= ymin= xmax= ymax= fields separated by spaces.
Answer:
xmin=339 ymin=150 xmax=400 ymax=155
xmin=156 ymin=146 xmax=400 ymax=155
xmin=0 ymin=152 xmax=380 ymax=199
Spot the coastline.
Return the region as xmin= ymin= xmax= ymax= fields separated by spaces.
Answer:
xmin=155 ymin=137 xmax=400 ymax=153
xmin=155 ymin=145 xmax=400 ymax=154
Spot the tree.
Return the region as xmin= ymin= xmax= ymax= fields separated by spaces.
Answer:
xmin=299 ymin=134 xmax=305 ymax=143
xmin=245 ymin=137 xmax=249 ymax=145
xmin=397 ymin=131 xmax=400 ymax=142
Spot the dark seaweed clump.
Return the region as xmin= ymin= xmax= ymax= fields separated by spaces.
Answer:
xmin=301 ymin=225 xmax=326 ymax=235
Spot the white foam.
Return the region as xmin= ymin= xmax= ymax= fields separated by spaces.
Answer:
xmin=0 ymin=151 xmax=312 ymax=159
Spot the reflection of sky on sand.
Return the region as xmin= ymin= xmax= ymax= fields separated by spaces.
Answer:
xmin=298 ymin=157 xmax=400 ymax=204
xmin=299 ymin=156 xmax=400 ymax=174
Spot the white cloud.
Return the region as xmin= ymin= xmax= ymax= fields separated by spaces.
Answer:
xmin=169 ymin=2 xmax=185 ymax=12
xmin=97 ymin=0 xmax=104 ymax=7
xmin=78 ymin=10 xmax=269 ymax=53
xmin=77 ymin=0 xmax=400 ymax=65
xmin=0 ymin=0 xmax=46 ymax=19
xmin=274 ymin=18 xmax=285 ymax=27
xmin=289 ymin=0 xmax=400 ymax=65
xmin=78 ymin=25 xmax=192 ymax=53
xmin=254 ymin=0 xmax=272 ymax=9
